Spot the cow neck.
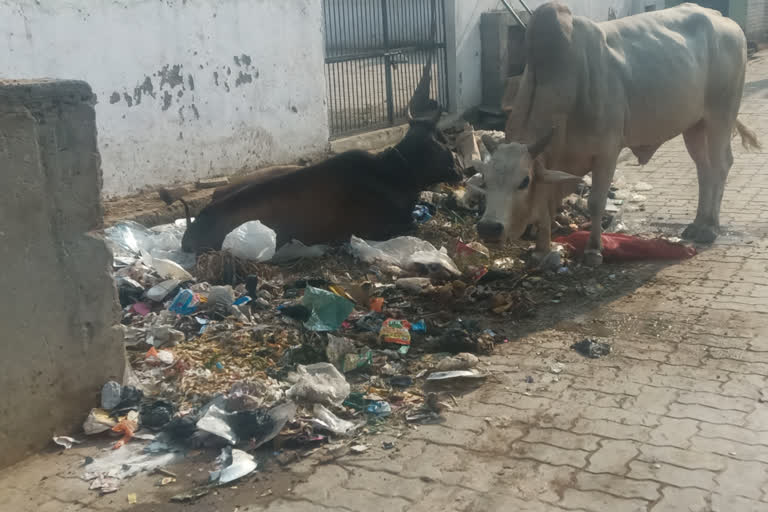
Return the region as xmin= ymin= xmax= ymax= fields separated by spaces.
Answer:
xmin=377 ymin=147 xmax=414 ymax=181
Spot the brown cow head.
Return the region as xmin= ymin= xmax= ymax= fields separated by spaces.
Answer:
xmin=476 ymin=131 xmax=581 ymax=243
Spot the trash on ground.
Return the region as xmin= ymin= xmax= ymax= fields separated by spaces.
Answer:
xmin=222 ymin=220 xmax=277 ymax=262
xmin=571 ymin=338 xmax=613 ymax=358
xmin=311 ymin=404 xmax=357 ymax=435
xmin=350 ymin=235 xmax=460 ymax=277
xmin=286 ymin=363 xmax=351 ymax=407
xmin=426 ymin=370 xmax=486 ymax=382
xmin=209 ymin=447 xmax=257 ymax=484
xmin=350 ymin=444 xmax=369 ymax=454
xmin=555 ymin=231 xmax=696 ymax=262
xmin=302 ymin=286 xmax=355 ymax=331
xmin=436 ymin=353 xmax=479 ymax=371
xmin=272 ymin=240 xmax=328 ymax=263
xmin=53 ymin=436 xmax=81 ymax=450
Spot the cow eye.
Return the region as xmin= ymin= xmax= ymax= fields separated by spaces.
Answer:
xmin=518 ymin=176 xmax=530 ymax=189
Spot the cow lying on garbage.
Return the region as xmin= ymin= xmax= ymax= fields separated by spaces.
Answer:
xmin=171 ymin=106 xmax=461 ymax=253
xmin=476 ymin=2 xmax=760 ymax=265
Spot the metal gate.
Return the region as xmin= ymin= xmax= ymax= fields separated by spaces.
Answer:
xmin=323 ymin=0 xmax=449 ymax=138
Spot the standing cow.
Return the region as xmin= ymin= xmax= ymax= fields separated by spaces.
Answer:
xmin=477 ymin=2 xmax=759 ymax=265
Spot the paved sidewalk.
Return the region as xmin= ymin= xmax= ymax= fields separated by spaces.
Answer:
xmin=246 ymin=52 xmax=768 ymax=512
xmin=1 ymin=55 xmax=767 ymax=512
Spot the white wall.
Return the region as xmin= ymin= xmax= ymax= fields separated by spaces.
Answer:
xmin=447 ymin=0 xmax=633 ymax=113
xmin=0 ymin=0 xmax=329 ymax=198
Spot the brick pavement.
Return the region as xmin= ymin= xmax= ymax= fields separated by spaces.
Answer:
xmin=241 ymin=53 xmax=768 ymax=512
xmin=1 ymin=54 xmax=767 ymax=512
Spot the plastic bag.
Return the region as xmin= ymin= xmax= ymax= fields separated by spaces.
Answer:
xmin=350 ymin=236 xmax=460 ymax=276
xmin=311 ymin=404 xmax=357 ymax=435
xmin=272 ymin=240 xmax=328 ymax=263
xmin=222 ymin=221 xmax=276 ymax=261
xmin=554 ymin=232 xmax=696 ymax=262
xmin=302 ymin=286 xmax=355 ymax=332
xmin=286 ymin=363 xmax=351 ymax=406
xmin=104 ymin=219 xmax=194 ymax=269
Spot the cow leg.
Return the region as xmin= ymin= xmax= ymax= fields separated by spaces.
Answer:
xmin=701 ymin=121 xmax=734 ymax=242
xmin=682 ymin=119 xmax=733 ymax=243
xmin=584 ymin=152 xmax=620 ymax=266
xmin=681 ymin=120 xmax=712 ymax=241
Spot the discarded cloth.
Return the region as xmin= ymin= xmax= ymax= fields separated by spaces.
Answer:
xmin=554 ymin=231 xmax=696 ymax=262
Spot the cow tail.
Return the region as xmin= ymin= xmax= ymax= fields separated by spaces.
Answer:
xmin=734 ymin=119 xmax=761 ymax=150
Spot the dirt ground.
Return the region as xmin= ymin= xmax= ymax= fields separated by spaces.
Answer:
xmin=3 ymin=55 xmax=768 ymax=512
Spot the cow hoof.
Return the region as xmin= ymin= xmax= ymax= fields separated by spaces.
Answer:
xmin=694 ymin=226 xmax=718 ymax=244
xmin=681 ymin=223 xmax=700 ymax=241
xmin=682 ymin=223 xmax=718 ymax=244
xmin=584 ymin=249 xmax=603 ymax=267
xmin=529 ymin=251 xmax=547 ymax=266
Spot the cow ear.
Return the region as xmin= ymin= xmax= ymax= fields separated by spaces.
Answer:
xmin=534 ymin=166 xmax=583 ymax=185
xmin=481 ymin=135 xmax=499 ymax=154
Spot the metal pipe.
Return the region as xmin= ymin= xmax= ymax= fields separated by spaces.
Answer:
xmin=517 ymin=0 xmax=533 ymax=15
xmin=500 ymin=0 xmax=526 ymax=28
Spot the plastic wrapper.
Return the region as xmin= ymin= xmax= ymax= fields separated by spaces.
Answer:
xmin=350 ymin=236 xmax=460 ymax=276
xmin=104 ymin=219 xmax=194 ymax=269
xmin=311 ymin=404 xmax=357 ymax=435
xmin=379 ymin=318 xmax=411 ymax=346
xmin=222 ymin=221 xmax=276 ymax=261
xmin=286 ymin=363 xmax=351 ymax=407
xmin=272 ymin=240 xmax=328 ymax=263
xmin=302 ymin=286 xmax=354 ymax=332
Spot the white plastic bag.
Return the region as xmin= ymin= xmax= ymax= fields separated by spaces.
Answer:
xmin=286 ymin=363 xmax=350 ymax=406
xmin=222 ymin=221 xmax=277 ymax=261
xmin=350 ymin=236 xmax=460 ymax=276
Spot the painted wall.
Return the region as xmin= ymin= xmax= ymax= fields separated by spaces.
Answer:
xmin=447 ymin=0 xmax=634 ymax=114
xmin=0 ymin=0 xmax=329 ymax=198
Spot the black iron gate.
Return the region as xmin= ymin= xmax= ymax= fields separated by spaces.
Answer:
xmin=323 ymin=0 xmax=449 ymax=137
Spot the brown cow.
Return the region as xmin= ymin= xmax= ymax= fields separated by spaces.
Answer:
xmin=177 ymin=106 xmax=461 ymax=253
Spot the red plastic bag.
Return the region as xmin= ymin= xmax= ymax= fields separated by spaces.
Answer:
xmin=554 ymin=231 xmax=696 ymax=263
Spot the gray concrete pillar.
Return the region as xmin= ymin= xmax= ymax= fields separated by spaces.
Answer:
xmin=0 ymin=80 xmax=124 ymax=468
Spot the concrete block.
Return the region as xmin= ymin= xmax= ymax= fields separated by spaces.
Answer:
xmin=0 ymin=79 xmax=124 ymax=468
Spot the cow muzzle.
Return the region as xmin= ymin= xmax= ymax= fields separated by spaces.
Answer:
xmin=476 ymin=220 xmax=504 ymax=243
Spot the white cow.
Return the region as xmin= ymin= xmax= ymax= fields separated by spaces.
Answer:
xmin=476 ymin=2 xmax=759 ymax=265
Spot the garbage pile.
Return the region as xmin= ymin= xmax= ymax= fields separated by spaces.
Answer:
xmin=75 ymin=123 xmax=648 ymax=497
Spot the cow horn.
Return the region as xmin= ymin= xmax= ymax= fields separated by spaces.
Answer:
xmin=527 ymin=128 xmax=555 ymax=158
xmin=178 ymin=198 xmax=192 ymax=229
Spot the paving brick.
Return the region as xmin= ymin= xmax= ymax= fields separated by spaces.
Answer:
xmin=522 ymin=428 xmax=602 ymax=452
xmin=621 ymin=386 xmax=678 ymax=416
xmin=575 ymin=472 xmax=660 ymax=501
xmin=710 ymin=494 xmax=768 ymax=512
xmin=698 ymin=422 xmax=768 ymax=446
xmin=666 ymin=402 xmax=748 ymax=426
xmin=628 ymin=460 xmax=715 ymax=489
xmin=716 ymin=459 xmax=768 ymax=500
xmin=647 ymin=417 xmax=699 ymax=447
xmin=650 ymin=488 xmax=711 ymax=512
xmin=689 ymin=435 xmax=768 ymax=464
xmin=572 ymin=419 xmax=652 ymax=442
xmin=637 ymin=443 xmax=727 ymax=472
xmin=587 ymin=440 xmax=639 ymax=474
xmin=511 ymin=442 xmax=589 ymax=468
xmin=558 ymin=488 xmax=648 ymax=512
xmin=676 ymin=391 xmax=756 ymax=413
